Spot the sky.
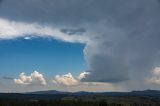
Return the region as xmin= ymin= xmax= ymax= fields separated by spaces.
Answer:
xmin=0 ymin=0 xmax=160 ymax=92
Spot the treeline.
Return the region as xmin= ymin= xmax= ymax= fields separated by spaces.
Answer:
xmin=0 ymin=99 xmax=159 ymax=106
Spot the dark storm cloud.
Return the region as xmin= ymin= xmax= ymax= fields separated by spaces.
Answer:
xmin=82 ymin=54 xmax=129 ymax=83
xmin=0 ymin=0 xmax=109 ymax=25
xmin=1 ymin=0 xmax=160 ymax=88
xmin=0 ymin=0 xmax=138 ymax=25
xmin=0 ymin=0 xmax=3 ymax=7
xmin=82 ymin=0 xmax=160 ymax=84
xmin=60 ymin=28 xmax=86 ymax=35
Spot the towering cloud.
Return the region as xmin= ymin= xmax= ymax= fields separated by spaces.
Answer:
xmin=1 ymin=0 xmax=160 ymax=90
xmin=82 ymin=0 xmax=160 ymax=85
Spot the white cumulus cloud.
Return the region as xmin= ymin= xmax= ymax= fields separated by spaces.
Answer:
xmin=78 ymin=72 xmax=90 ymax=80
xmin=52 ymin=72 xmax=90 ymax=86
xmin=14 ymin=71 xmax=46 ymax=86
xmin=52 ymin=73 xmax=79 ymax=86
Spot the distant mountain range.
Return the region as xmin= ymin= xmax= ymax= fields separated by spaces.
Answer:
xmin=24 ymin=90 xmax=160 ymax=97
xmin=0 ymin=90 xmax=160 ymax=102
xmin=25 ymin=90 xmax=69 ymax=95
xmin=24 ymin=90 xmax=95 ymax=96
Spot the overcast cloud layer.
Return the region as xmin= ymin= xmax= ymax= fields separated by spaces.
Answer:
xmin=1 ymin=0 xmax=160 ymax=91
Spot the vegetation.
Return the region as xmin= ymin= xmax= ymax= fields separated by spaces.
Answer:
xmin=0 ymin=99 xmax=159 ymax=106
xmin=0 ymin=92 xmax=160 ymax=106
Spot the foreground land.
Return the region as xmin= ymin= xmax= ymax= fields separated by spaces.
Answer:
xmin=0 ymin=90 xmax=160 ymax=106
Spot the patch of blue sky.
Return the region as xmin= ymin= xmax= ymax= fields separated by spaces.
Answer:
xmin=0 ymin=37 xmax=86 ymax=78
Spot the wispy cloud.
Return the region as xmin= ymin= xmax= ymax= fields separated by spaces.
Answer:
xmin=3 ymin=76 xmax=14 ymax=80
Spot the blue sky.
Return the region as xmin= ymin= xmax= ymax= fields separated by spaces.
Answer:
xmin=0 ymin=37 xmax=86 ymax=78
